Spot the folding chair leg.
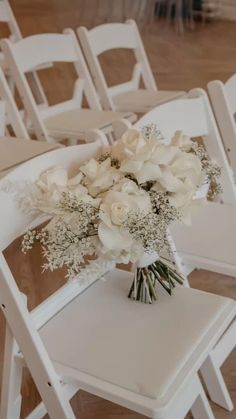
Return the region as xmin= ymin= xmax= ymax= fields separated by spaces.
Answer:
xmin=6 ymin=74 xmax=15 ymax=96
xmin=200 ymin=354 xmax=233 ymax=411
xmin=167 ymin=374 xmax=214 ymax=419
xmin=191 ymin=381 xmax=215 ymax=419
xmin=0 ymin=325 xmax=23 ymax=419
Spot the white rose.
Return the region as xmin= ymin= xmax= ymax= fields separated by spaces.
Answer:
xmin=36 ymin=167 xmax=68 ymax=192
xmin=118 ymin=135 xmax=180 ymax=185
xmin=80 ymin=157 xmax=122 ymax=196
xmin=171 ymin=131 xmax=193 ymax=151
xmin=120 ymin=159 xmax=162 ymax=184
xmin=112 ymin=129 xmax=147 ymax=160
xmin=155 ymin=151 xmax=203 ymax=193
xmin=112 ymin=178 xmax=148 ymax=195
xmin=98 ymin=184 xmax=151 ymax=254
xmin=170 ymin=153 xmax=203 ymax=186
xmin=36 ymin=167 xmax=70 ymax=210
xmin=151 ymin=144 xmax=180 ymax=165
xmin=35 ymin=167 xmax=98 ymax=214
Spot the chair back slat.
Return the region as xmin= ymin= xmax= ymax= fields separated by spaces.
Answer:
xmin=5 ymin=33 xmax=81 ymax=73
xmin=225 ymin=74 xmax=236 ymax=114
xmin=87 ymin=23 xmax=138 ymax=55
xmin=135 ymin=96 xmax=208 ymax=138
xmin=0 ymin=142 xmax=102 ymax=251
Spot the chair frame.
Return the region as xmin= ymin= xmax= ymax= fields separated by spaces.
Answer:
xmin=112 ymin=88 xmax=236 ymax=411
xmin=0 ymin=64 xmax=29 ymax=138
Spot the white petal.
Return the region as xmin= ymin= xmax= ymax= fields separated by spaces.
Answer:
xmin=68 ymin=172 xmax=83 ymax=185
xmin=135 ymin=162 xmax=162 ymax=184
xmin=159 ymin=169 xmax=184 ymax=192
xmin=120 ymin=159 xmax=143 ymax=173
xmin=151 ymin=145 xmax=179 ymax=165
xmin=98 ymin=222 xmax=132 ymax=250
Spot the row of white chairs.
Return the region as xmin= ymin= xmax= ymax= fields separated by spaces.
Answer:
xmin=0 ymin=1 xmax=234 ymax=155
xmin=0 ymin=1 xmax=184 ymax=143
xmin=0 ymin=6 xmax=235 ymax=186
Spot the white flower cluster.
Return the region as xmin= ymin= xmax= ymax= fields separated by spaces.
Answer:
xmin=22 ymin=126 xmax=221 ymax=279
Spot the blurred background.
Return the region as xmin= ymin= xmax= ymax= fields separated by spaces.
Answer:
xmin=0 ymin=0 xmax=234 ymax=107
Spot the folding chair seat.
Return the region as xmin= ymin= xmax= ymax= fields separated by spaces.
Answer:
xmin=112 ymin=88 xmax=184 ymax=113
xmin=41 ymin=108 xmax=135 ymax=142
xmin=1 ymin=142 xmax=235 ymax=418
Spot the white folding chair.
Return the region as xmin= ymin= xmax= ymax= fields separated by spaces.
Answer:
xmin=77 ymin=19 xmax=185 ymax=114
xmin=0 ymin=0 xmax=48 ymax=106
xmin=112 ymin=87 xmax=236 ymax=411
xmin=1 ymin=30 xmax=135 ymax=144
xmin=0 ymin=65 xmax=29 ymax=138
xmin=208 ymin=75 xmax=236 ymax=181
xmin=1 ymin=139 xmax=235 ymax=419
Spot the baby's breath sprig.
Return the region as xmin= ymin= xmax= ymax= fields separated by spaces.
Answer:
xmin=122 ymin=193 xmax=179 ymax=255
xmin=149 ymin=190 xmax=180 ymax=223
xmin=190 ymin=143 xmax=222 ymax=197
xmin=98 ymin=153 xmax=121 ymax=169
xmin=22 ymin=199 xmax=100 ymax=278
xmin=22 ymin=229 xmax=48 ymax=253
xmin=142 ymin=124 xmax=164 ymax=142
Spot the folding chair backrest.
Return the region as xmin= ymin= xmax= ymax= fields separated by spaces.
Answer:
xmin=78 ymin=19 xmax=157 ymax=111
xmin=1 ymin=30 xmax=101 ymax=142
xmin=208 ymin=75 xmax=236 ymax=180
xmin=0 ymin=141 xmax=105 ymax=418
xmin=224 ymin=74 xmax=236 ymax=114
xmin=133 ymin=88 xmax=236 ymax=274
xmin=0 ymin=0 xmax=21 ymax=41
xmin=115 ymin=88 xmax=236 ymax=205
xmin=0 ymin=65 xmax=29 ymax=138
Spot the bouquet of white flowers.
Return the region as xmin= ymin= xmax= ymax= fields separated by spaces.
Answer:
xmin=22 ymin=126 xmax=221 ymax=303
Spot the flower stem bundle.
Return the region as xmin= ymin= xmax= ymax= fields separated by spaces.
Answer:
xmin=128 ymin=258 xmax=184 ymax=304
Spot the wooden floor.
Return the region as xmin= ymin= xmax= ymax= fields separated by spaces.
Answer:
xmin=0 ymin=1 xmax=236 ymax=418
